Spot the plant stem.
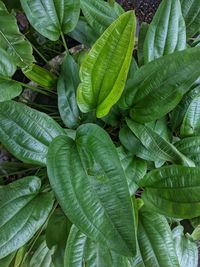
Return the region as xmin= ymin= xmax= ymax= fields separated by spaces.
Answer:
xmin=31 ymin=43 xmax=49 ymax=65
xmin=61 ymin=32 xmax=68 ymax=53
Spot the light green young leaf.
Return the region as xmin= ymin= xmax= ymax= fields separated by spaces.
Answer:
xmin=139 ymin=165 xmax=200 ymax=218
xmin=0 ymin=101 xmax=65 ymax=166
xmin=144 ymin=0 xmax=186 ymax=63
xmin=0 ymin=1 xmax=33 ymax=67
xmin=0 ymin=176 xmax=54 ymax=259
xmin=120 ymin=47 xmax=200 ymax=122
xmin=20 ymin=0 xmax=80 ymax=41
xmin=77 ymin=11 xmax=136 ymax=118
xmin=47 ymin=124 xmax=137 ymax=257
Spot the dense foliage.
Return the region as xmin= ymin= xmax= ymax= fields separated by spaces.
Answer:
xmin=0 ymin=0 xmax=200 ymax=266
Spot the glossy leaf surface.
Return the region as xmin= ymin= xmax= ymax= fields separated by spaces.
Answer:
xmin=144 ymin=0 xmax=186 ymax=63
xmin=21 ymin=0 xmax=80 ymax=41
xmin=47 ymin=123 xmax=137 ymax=256
xmin=120 ymin=47 xmax=200 ymax=122
xmin=0 ymin=101 xmax=65 ymax=166
xmin=140 ymin=165 xmax=200 ymax=218
xmin=131 ymin=209 xmax=180 ymax=267
xmin=180 ymin=0 xmax=200 ymax=37
xmin=172 ymin=225 xmax=198 ymax=267
xmin=64 ymin=225 xmax=131 ymax=267
xmin=0 ymin=176 xmax=54 ymax=258
xmin=57 ymin=54 xmax=80 ymax=128
xmin=77 ymin=11 xmax=136 ymax=118
xmin=0 ymin=2 xmax=33 ymax=67
xmin=126 ymin=119 xmax=195 ymax=166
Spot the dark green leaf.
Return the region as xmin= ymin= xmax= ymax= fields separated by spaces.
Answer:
xmin=143 ymin=0 xmax=186 ymax=63
xmin=47 ymin=124 xmax=137 ymax=256
xmin=139 ymin=165 xmax=200 ymax=218
xmin=20 ymin=0 xmax=80 ymax=41
xmin=0 ymin=101 xmax=65 ymax=166
xmin=77 ymin=11 xmax=136 ymax=118
xmin=57 ymin=54 xmax=80 ymax=129
xmin=120 ymin=47 xmax=200 ymax=122
xmin=0 ymin=176 xmax=54 ymax=258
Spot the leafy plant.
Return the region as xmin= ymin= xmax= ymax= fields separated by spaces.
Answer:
xmin=0 ymin=0 xmax=200 ymax=266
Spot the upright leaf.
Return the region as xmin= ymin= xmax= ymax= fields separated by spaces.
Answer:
xmin=172 ymin=225 xmax=198 ymax=267
xmin=57 ymin=55 xmax=80 ymax=129
xmin=126 ymin=119 xmax=195 ymax=167
xmin=0 ymin=176 xmax=54 ymax=258
xmin=143 ymin=0 xmax=186 ymax=63
xmin=47 ymin=124 xmax=137 ymax=256
xmin=20 ymin=0 xmax=80 ymax=41
xmin=77 ymin=11 xmax=136 ymax=118
xmin=64 ymin=225 xmax=131 ymax=267
xmin=80 ymin=0 xmax=123 ymax=36
xmin=139 ymin=165 xmax=200 ymax=218
xmin=120 ymin=47 xmax=200 ymax=122
xmin=0 ymin=101 xmax=65 ymax=166
xmin=0 ymin=1 xmax=33 ymax=67
xmin=180 ymin=0 xmax=200 ymax=37
xmin=131 ymin=209 xmax=180 ymax=267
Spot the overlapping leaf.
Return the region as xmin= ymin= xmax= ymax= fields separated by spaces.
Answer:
xmin=0 ymin=101 xmax=65 ymax=166
xmin=120 ymin=47 xmax=200 ymax=122
xmin=0 ymin=176 xmax=54 ymax=258
xmin=139 ymin=165 xmax=200 ymax=218
xmin=21 ymin=0 xmax=80 ymax=41
xmin=77 ymin=11 xmax=136 ymax=118
xmin=47 ymin=123 xmax=137 ymax=256
xmin=143 ymin=0 xmax=186 ymax=63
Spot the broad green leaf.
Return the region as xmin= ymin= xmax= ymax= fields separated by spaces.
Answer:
xmin=0 ymin=252 xmax=16 ymax=267
xmin=139 ymin=165 xmax=200 ymax=218
xmin=46 ymin=208 xmax=71 ymax=267
xmin=29 ymin=241 xmax=55 ymax=267
xmin=180 ymin=0 xmax=200 ymax=37
xmin=77 ymin=11 xmax=136 ymax=118
xmin=172 ymin=225 xmax=198 ymax=267
xmin=143 ymin=0 xmax=186 ymax=63
xmin=175 ymin=137 xmax=200 ymax=166
xmin=130 ymin=209 xmax=180 ymax=267
xmin=180 ymin=92 xmax=200 ymax=136
xmin=0 ymin=176 xmax=54 ymax=258
xmin=57 ymin=54 xmax=80 ymax=129
xmin=120 ymin=47 xmax=200 ymax=122
xmin=47 ymin=124 xmax=137 ymax=256
xmin=0 ymin=101 xmax=65 ymax=166
xmin=0 ymin=1 xmax=33 ymax=67
xmin=137 ymin=23 xmax=149 ymax=66
xmin=126 ymin=119 xmax=195 ymax=167
xmin=20 ymin=0 xmax=80 ymax=41
xmin=64 ymin=225 xmax=131 ymax=267
xmin=117 ymin=147 xmax=147 ymax=195
xmin=14 ymin=246 xmax=26 ymax=267
xmin=68 ymin=17 xmax=98 ymax=48
xmin=80 ymin=0 xmax=124 ymax=36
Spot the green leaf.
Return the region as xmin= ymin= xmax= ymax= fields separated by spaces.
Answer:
xmin=47 ymin=124 xmax=137 ymax=256
xmin=180 ymin=0 xmax=200 ymax=37
xmin=0 ymin=252 xmax=16 ymax=267
xmin=0 ymin=176 xmax=54 ymax=259
xmin=57 ymin=54 xmax=80 ymax=129
xmin=172 ymin=225 xmax=198 ymax=267
xmin=0 ymin=2 xmax=33 ymax=67
xmin=137 ymin=23 xmax=149 ymax=66
xmin=64 ymin=225 xmax=131 ymax=267
xmin=120 ymin=47 xmax=200 ymax=122
xmin=80 ymin=0 xmax=124 ymax=36
xmin=126 ymin=118 xmax=195 ymax=167
xmin=143 ymin=0 xmax=186 ymax=63
xmin=175 ymin=136 xmax=200 ymax=166
xmin=139 ymin=165 xmax=200 ymax=219
xmin=20 ymin=0 xmax=80 ymax=41
xmin=77 ymin=11 xmax=136 ymax=118
xmin=0 ymin=101 xmax=65 ymax=166
xmin=29 ymin=241 xmax=55 ymax=267
xmin=130 ymin=208 xmax=180 ymax=267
